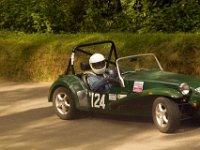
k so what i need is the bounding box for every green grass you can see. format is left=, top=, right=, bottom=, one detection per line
left=1, top=31, right=200, bottom=81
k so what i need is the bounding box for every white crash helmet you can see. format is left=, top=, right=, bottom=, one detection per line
left=89, top=53, right=106, bottom=74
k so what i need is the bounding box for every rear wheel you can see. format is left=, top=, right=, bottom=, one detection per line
left=152, top=97, right=181, bottom=133
left=53, top=87, right=78, bottom=120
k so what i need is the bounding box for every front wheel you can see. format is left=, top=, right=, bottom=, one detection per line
left=52, top=87, right=78, bottom=120
left=152, top=97, right=181, bottom=133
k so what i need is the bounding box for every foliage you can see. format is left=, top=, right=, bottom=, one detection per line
left=138, top=0, right=200, bottom=32
left=0, top=0, right=200, bottom=33
left=1, top=32, right=200, bottom=81
left=0, top=0, right=68, bottom=33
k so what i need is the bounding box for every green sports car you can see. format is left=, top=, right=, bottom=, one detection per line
left=48, top=41, right=200, bottom=133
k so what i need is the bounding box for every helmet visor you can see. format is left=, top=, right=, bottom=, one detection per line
left=91, top=61, right=106, bottom=69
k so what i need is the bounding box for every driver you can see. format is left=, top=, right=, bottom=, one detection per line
left=86, top=53, right=117, bottom=92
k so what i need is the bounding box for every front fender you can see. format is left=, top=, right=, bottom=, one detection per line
left=48, top=75, right=88, bottom=108
left=143, top=88, right=183, bottom=99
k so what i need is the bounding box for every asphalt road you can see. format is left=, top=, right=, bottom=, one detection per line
left=1, top=80, right=200, bottom=150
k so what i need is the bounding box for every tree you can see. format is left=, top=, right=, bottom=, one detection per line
left=0, top=0, right=200, bottom=33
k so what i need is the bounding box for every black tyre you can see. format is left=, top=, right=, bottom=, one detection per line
left=152, top=97, right=181, bottom=133
left=52, top=87, right=78, bottom=120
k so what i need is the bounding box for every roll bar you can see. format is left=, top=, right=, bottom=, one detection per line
left=65, top=40, right=118, bottom=75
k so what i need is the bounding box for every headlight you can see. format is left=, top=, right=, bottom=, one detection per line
left=179, top=83, right=190, bottom=95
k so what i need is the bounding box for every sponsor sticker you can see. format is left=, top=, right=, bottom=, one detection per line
left=109, top=94, right=117, bottom=101
left=133, top=81, right=144, bottom=92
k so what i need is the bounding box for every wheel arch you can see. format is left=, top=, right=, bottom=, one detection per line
left=48, top=75, right=88, bottom=108
left=48, top=84, right=69, bottom=102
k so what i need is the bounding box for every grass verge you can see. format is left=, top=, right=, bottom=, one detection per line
left=0, top=31, right=200, bottom=81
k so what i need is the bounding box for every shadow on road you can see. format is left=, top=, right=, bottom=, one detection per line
left=1, top=105, right=200, bottom=150
left=1, top=81, right=200, bottom=150
left=0, top=106, right=54, bottom=135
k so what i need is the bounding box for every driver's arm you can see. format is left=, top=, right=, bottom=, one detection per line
left=87, top=74, right=110, bottom=92
left=105, top=69, right=118, bottom=78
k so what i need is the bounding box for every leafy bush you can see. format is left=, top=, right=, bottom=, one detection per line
left=0, top=0, right=68, bottom=33
left=0, top=0, right=200, bottom=33
left=139, top=0, right=200, bottom=32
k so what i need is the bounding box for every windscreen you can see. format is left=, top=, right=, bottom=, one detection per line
left=117, top=54, right=162, bottom=74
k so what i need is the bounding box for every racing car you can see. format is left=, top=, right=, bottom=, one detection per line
left=48, top=40, right=200, bottom=133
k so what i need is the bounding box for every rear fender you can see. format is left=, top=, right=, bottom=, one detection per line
left=48, top=75, right=89, bottom=109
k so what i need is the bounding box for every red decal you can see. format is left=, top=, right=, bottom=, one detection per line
left=133, top=81, right=144, bottom=92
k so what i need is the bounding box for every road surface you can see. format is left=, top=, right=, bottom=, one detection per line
left=0, top=80, right=200, bottom=150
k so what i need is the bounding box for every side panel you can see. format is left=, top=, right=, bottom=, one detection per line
left=109, top=88, right=183, bottom=107
left=107, top=88, right=183, bottom=116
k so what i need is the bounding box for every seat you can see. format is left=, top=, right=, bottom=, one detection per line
left=80, top=62, right=91, bottom=89
left=80, top=61, right=90, bottom=71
